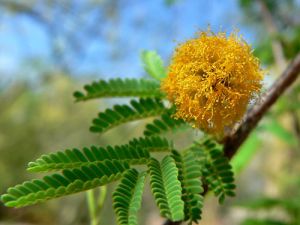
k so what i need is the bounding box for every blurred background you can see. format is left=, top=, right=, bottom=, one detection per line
left=0, top=0, right=300, bottom=224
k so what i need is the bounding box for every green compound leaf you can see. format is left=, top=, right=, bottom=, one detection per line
left=113, top=169, right=147, bottom=225
left=128, top=136, right=171, bottom=153
left=141, top=50, right=167, bottom=80
left=144, top=110, right=188, bottom=136
left=172, top=150, right=204, bottom=224
left=28, top=136, right=171, bottom=172
left=74, top=78, right=164, bottom=101
left=27, top=146, right=147, bottom=173
left=1, top=160, right=130, bottom=207
left=148, top=156, right=184, bottom=221
left=199, top=138, right=236, bottom=203
left=90, top=98, right=167, bottom=133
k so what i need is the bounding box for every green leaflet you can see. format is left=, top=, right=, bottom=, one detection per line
left=113, top=169, right=147, bottom=225
left=199, top=139, right=236, bottom=203
left=1, top=160, right=129, bottom=207
left=144, top=110, right=188, bottom=136
left=141, top=50, right=167, bottom=80
left=172, top=150, right=204, bottom=224
left=27, top=136, right=171, bottom=172
left=148, top=156, right=185, bottom=221
left=90, top=98, right=167, bottom=133
left=74, top=78, right=164, bottom=101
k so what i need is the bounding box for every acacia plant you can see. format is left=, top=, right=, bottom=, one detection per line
left=1, top=30, right=300, bottom=225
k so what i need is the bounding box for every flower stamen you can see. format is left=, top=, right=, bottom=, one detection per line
left=161, top=30, right=264, bottom=137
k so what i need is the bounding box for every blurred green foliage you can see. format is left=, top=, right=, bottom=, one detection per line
left=0, top=74, right=141, bottom=224
left=141, top=50, right=167, bottom=81
left=239, top=195, right=300, bottom=225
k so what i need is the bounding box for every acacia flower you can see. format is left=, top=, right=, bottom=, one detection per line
left=162, top=30, right=264, bottom=137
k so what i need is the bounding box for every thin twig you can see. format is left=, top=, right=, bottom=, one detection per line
left=163, top=54, right=300, bottom=225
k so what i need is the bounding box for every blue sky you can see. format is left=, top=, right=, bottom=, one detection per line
left=0, top=0, right=256, bottom=84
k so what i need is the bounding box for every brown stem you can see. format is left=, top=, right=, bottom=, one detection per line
left=163, top=53, right=300, bottom=225
left=223, top=53, right=300, bottom=159
left=163, top=221, right=182, bottom=225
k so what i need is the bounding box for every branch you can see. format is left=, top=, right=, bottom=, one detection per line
left=0, top=0, right=50, bottom=27
left=223, top=53, right=300, bottom=158
left=257, top=0, right=286, bottom=71
left=163, top=53, right=300, bottom=225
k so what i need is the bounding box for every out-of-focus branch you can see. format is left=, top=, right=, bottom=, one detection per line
left=257, top=0, right=300, bottom=147
left=291, top=111, right=300, bottom=145
left=0, top=0, right=50, bottom=27
left=257, top=0, right=286, bottom=71
left=164, top=53, right=300, bottom=225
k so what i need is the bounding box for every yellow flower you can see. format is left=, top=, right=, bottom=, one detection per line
left=162, top=30, right=263, bottom=137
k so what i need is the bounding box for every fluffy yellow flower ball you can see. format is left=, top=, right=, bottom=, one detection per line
left=162, top=31, right=264, bottom=137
